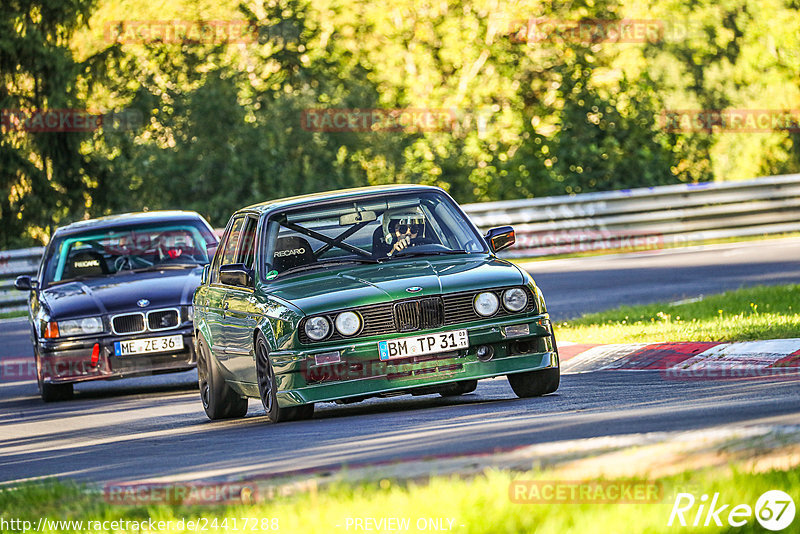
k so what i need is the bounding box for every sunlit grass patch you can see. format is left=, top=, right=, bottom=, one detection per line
left=1, top=467, right=797, bottom=533
left=555, top=284, right=800, bottom=344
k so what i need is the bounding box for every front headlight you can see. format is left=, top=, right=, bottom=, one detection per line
left=474, top=292, right=500, bottom=317
left=502, top=288, right=528, bottom=312
left=335, top=311, right=362, bottom=336
left=304, top=316, right=331, bottom=341
left=56, top=316, right=104, bottom=337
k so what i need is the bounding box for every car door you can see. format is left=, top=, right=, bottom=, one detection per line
left=202, top=216, right=246, bottom=367
left=220, top=215, right=261, bottom=380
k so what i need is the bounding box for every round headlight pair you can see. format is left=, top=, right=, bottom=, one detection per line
left=304, top=311, right=362, bottom=341
left=473, top=288, right=529, bottom=317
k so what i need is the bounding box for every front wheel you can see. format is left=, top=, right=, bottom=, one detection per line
left=40, top=381, right=73, bottom=402
left=36, top=349, right=72, bottom=402
left=197, top=335, right=248, bottom=420
left=507, top=367, right=560, bottom=398
left=256, top=333, right=314, bottom=423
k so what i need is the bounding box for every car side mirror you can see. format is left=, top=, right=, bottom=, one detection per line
left=14, top=275, right=38, bottom=291
left=484, top=226, right=516, bottom=253
left=219, top=264, right=253, bottom=287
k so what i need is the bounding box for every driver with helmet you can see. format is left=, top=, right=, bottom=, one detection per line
left=374, top=207, right=431, bottom=257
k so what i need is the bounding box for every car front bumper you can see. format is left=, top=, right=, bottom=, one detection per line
left=38, top=328, right=196, bottom=384
left=267, top=315, right=558, bottom=406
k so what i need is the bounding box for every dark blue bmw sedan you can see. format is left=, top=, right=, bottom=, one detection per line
left=14, top=211, right=218, bottom=401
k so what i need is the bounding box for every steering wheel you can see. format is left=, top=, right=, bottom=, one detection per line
left=114, top=255, right=132, bottom=271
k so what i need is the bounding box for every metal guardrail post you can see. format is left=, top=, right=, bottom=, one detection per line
left=0, top=247, right=44, bottom=314
left=462, top=174, right=800, bottom=258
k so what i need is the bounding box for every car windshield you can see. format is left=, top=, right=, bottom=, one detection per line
left=42, top=222, right=215, bottom=286
left=262, top=190, right=487, bottom=277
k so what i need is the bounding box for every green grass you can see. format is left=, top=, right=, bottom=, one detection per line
left=1, top=467, right=796, bottom=533
left=0, top=310, right=27, bottom=320
left=555, top=284, right=800, bottom=344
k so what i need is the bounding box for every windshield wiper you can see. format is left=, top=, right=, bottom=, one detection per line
left=389, top=249, right=469, bottom=259
left=126, top=263, right=199, bottom=273
left=275, top=258, right=382, bottom=277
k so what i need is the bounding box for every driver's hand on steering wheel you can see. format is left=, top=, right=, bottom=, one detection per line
left=388, top=236, right=412, bottom=256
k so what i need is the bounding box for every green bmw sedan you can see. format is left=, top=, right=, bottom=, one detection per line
left=193, top=185, right=559, bottom=422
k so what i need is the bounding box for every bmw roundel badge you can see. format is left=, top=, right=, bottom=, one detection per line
left=137, top=299, right=150, bottom=308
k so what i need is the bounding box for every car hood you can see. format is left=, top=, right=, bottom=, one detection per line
left=41, top=267, right=203, bottom=319
left=266, top=255, right=526, bottom=316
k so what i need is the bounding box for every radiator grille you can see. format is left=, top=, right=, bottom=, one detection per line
left=112, top=313, right=145, bottom=334
left=393, top=298, right=443, bottom=332
left=148, top=309, right=179, bottom=331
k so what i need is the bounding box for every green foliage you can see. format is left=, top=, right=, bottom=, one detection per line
left=0, top=0, right=104, bottom=246
left=3, top=0, right=800, bottom=244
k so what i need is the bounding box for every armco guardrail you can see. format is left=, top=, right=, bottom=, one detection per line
left=462, top=173, right=800, bottom=257
left=2, top=174, right=800, bottom=314
left=0, top=247, right=43, bottom=314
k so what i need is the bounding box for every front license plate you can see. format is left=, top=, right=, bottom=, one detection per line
left=379, top=329, right=469, bottom=360
left=114, top=335, right=184, bottom=356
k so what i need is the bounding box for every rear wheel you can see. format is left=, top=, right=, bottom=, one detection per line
left=256, top=333, right=314, bottom=423
left=197, top=335, right=248, bottom=420
left=439, top=379, right=478, bottom=397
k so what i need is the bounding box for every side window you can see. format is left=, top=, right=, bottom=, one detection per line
left=236, top=217, right=258, bottom=270
left=221, top=217, right=245, bottom=266
left=211, top=217, right=245, bottom=284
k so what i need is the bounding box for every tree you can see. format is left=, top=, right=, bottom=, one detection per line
left=0, top=0, right=114, bottom=247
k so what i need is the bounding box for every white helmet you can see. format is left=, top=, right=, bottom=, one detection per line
left=382, top=207, right=426, bottom=245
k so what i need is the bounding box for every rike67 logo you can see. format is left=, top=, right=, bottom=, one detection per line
left=668, top=490, right=795, bottom=531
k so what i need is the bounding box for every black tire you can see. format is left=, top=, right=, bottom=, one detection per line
left=41, top=381, right=73, bottom=402
left=197, top=335, right=248, bottom=420
left=290, top=403, right=315, bottom=420
left=439, top=379, right=478, bottom=397
left=35, top=348, right=73, bottom=402
left=256, top=333, right=314, bottom=423
left=507, top=367, right=560, bottom=398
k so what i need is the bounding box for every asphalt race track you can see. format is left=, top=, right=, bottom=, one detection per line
left=1, top=238, right=799, bottom=486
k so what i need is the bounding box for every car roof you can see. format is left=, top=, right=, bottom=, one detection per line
left=237, top=184, right=445, bottom=216
left=53, top=211, right=211, bottom=237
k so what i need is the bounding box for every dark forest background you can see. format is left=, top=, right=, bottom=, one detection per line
left=2, top=0, right=799, bottom=246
